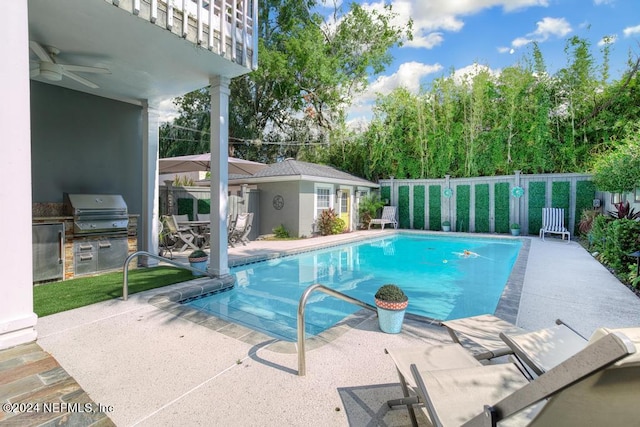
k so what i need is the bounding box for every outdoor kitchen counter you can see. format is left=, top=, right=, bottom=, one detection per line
left=32, top=215, right=139, bottom=281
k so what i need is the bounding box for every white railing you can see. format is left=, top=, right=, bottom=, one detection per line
left=108, top=0, right=257, bottom=70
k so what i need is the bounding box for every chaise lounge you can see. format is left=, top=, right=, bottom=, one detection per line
left=368, top=206, right=398, bottom=230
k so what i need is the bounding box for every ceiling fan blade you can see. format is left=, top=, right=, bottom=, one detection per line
left=62, top=70, right=99, bottom=89
left=30, top=67, right=40, bottom=78
left=62, top=64, right=111, bottom=74
left=29, top=41, right=53, bottom=63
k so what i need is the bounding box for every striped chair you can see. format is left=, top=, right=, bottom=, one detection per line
left=539, top=207, right=570, bottom=242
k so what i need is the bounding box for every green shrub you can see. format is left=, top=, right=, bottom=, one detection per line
left=413, top=186, right=425, bottom=230
left=494, top=182, right=510, bottom=233
left=601, top=219, right=640, bottom=274
left=428, top=185, right=441, bottom=230
left=475, top=184, right=490, bottom=233
left=316, top=209, right=345, bottom=236
left=398, top=186, right=410, bottom=228
left=589, top=214, right=611, bottom=254
left=177, top=198, right=194, bottom=220
left=375, top=284, right=408, bottom=302
left=528, top=182, right=546, bottom=234
left=575, top=181, right=596, bottom=234
left=456, top=185, right=470, bottom=232
left=358, top=194, right=385, bottom=228
left=273, top=224, right=290, bottom=238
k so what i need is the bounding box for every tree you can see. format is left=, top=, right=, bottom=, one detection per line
left=592, top=128, right=640, bottom=194
left=160, top=1, right=411, bottom=163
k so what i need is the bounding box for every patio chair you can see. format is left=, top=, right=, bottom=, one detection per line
left=368, top=206, right=398, bottom=230
left=167, top=214, right=199, bottom=252
left=441, top=314, right=586, bottom=370
left=228, top=212, right=253, bottom=247
left=539, top=207, right=571, bottom=242
left=158, top=216, right=177, bottom=259
left=407, top=327, right=639, bottom=426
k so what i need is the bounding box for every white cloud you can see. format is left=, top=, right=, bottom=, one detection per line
left=623, top=24, right=640, bottom=37
left=157, top=98, right=180, bottom=123
left=346, top=61, right=442, bottom=122
left=509, top=17, right=572, bottom=50
left=451, top=63, right=500, bottom=85
left=598, top=34, right=617, bottom=46
left=359, top=0, right=548, bottom=50
left=593, top=0, right=614, bottom=5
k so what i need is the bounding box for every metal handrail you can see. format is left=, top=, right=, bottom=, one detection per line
left=297, top=283, right=377, bottom=376
left=122, top=250, right=215, bottom=300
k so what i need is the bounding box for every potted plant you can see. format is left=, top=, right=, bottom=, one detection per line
left=442, top=221, right=451, bottom=232
left=188, top=249, right=208, bottom=276
left=510, top=223, right=521, bottom=236
left=374, top=284, right=409, bottom=333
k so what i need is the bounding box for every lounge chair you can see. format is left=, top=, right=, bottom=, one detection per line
left=441, top=314, right=586, bottom=373
left=228, top=212, right=253, bottom=247
left=407, top=327, right=639, bottom=426
left=539, top=207, right=570, bottom=242
left=368, top=206, right=398, bottom=230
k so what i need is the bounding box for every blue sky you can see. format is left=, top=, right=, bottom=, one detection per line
left=330, top=0, right=640, bottom=124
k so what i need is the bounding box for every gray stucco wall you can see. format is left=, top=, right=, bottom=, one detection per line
left=30, top=82, right=143, bottom=218
left=257, top=181, right=301, bottom=237
left=299, top=181, right=317, bottom=237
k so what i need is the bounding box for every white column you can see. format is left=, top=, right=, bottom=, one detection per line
left=209, top=76, right=230, bottom=276
left=140, top=101, right=160, bottom=266
left=0, top=1, right=37, bottom=349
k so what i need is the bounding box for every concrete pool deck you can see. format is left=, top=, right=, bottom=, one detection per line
left=6, top=231, right=640, bottom=426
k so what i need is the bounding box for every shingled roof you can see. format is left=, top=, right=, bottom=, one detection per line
left=230, top=159, right=378, bottom=187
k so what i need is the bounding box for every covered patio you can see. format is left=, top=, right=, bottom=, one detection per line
left=1, top=0, right=257, bottom=349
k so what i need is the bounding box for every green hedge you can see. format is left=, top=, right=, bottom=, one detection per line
left=398, top=186, right=410, bottom=228
left=494, top=182, right=510, bottom=233
left=413, top=185, right=425, bottom=230
left=474, top=184, right=490, bottom=233
left=428, top=185, right=441, bottom=230
left=575, top=180, right=596, bottom=234
left=197, top=199, right=210, bottom=214
left=177, top=198, right=194, bottom=220
left=381, top=186, right=391, bottom=203
left=456, top=185, right=470, bottom=232
left=528, top=182, right=546, bottom=234
left=552, top=181, right=570, bottom=226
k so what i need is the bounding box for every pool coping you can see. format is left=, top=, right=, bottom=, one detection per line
left=149, top=231, right=529, bottom=353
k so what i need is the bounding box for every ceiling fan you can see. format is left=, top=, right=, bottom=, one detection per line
left=29, top=41, right=110, bottom=89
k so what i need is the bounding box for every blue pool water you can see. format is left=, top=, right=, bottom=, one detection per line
left=185, top=234, right=521, bottom=341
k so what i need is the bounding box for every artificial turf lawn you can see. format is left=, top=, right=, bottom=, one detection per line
left=34, top=266, right=194, bottom=317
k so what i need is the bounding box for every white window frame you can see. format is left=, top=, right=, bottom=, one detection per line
left=314, top=184, right=333, bottom=219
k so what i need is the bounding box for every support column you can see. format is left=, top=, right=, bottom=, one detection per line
left=140, top=101, right=160, bottom=266
left=209, top=77, right=231, bottom=276
left=0, top=1, right=37, bottom=349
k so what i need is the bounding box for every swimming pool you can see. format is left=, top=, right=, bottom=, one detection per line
left=185, top=234, right=522, bottom=341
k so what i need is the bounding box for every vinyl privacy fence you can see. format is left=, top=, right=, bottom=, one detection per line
left=379, top=172, right=598, bottom=236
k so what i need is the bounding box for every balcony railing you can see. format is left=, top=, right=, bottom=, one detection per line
left=107, top=0, right=257, bottom=70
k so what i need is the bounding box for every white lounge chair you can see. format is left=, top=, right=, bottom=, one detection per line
left=441, top=314, right=586, bottom=373
left=540, top=207, right=570, bottom=242
left=407, top=327, right=639, bottom=426
left=368, top=206, right=398, bottom=230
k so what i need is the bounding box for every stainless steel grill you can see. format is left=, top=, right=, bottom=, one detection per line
left=63, top=193, right=129, bottom=235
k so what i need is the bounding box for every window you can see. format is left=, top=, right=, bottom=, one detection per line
left=316, top=187, right=331, bottom=218
left=340, top=191, right=348, bottom=213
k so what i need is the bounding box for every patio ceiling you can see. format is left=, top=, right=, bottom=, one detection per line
left=28, top=0, right=249, bottom=106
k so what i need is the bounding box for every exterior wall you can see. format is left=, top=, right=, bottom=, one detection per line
left=0, top=0, right=37, bottom=349
left=257, top=182, right=301, bottom=237
left=299, top=181, right=317, bottom=237
left=30, top=82, right=144, bottom=247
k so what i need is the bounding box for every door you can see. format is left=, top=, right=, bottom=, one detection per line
left=338, top=190, right=350, bottom=231
left=32, top=223, right=64, bottom=282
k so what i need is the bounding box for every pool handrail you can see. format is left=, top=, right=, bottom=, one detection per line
left=297, top=283, right=377, bottom=376
left=122, top=250, right=215, bottom=301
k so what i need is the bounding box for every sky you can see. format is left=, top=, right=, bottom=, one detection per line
left=331, top=0, right=640, bottom=125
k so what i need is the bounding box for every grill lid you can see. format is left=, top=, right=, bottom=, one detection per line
left=64, top=193, right=128, bottom=214
left=63, top=193, right=129, bottom=234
